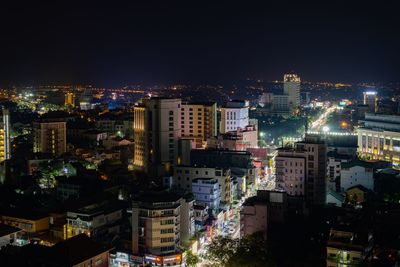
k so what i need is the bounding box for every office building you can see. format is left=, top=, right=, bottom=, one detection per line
left=357, top=113, right=400, bottom=166
left=33, top=119, right=67, bottom=156
left=363, top=91, right=378, bottom=113
left=180, top=102, right=217, bottom=147
left=220, top=100, right=249, bottom=134
left=131, top=192, right=193, bottom=266
left=283, top=73, right=301, bottom=111
left=133, top=97, right=181, bottom=176
left=275, top=135, right=327, bottom=205
left=0, top=109, right=10, bottom=162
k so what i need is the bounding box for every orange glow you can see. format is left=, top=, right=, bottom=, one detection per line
left=156, top=257, right=161, bottom=262
left=341, top=121, right=348, bottom=128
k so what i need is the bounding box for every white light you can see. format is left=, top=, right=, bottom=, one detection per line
left=322, top=126, right=330, bottom=132
left=365, top=91, right=377, bottom=95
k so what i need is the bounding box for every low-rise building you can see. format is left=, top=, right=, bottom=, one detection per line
left=173, top=165, right=232, bottom=204
left=192, top=178, right=221, bottom=210
left=66, top=200, right=124, bottom=239
left=0, top=224, right=22, bottom=249
left=326, top=224, right=373, bottom=267
left=0, top=211, right=49, bottom=234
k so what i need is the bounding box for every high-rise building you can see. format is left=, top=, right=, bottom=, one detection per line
left=283, top=73, right=301, bottom=111
left=275, top=135, right=327, bottom=205
left=33, top=119, right=66, bottom=156
left=180, top=102, right=217, bottom=147
left=131, top=192, right=193, bottom=266
left=133, top=97, right=181, bottom=176
left=220, top=100, right=249, bottom=134
left=64, top=92, right=75, bottom=107
left=363, top=91, right=378, bottom=113
left=0, top=109, right=10, bottom=162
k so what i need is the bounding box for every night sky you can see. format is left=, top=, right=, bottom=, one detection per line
left=1, top=1, right=399, bottom=86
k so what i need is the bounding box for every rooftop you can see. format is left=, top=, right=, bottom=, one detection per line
left=0, top=224, right=21, bottom=237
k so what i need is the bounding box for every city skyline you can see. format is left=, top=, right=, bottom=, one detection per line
left=1, top=2, right=400, bottom=87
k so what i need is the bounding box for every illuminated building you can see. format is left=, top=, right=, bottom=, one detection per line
left=0, top=212, right=49, bottom=233
left=133, top=97, right=182, bottom=176
left=363, top=91, right=378, bottom=113
left=275, top=135, right=327, bottom=205
left=207, top=124, right=258, bottom=151
left=33, top=119, right=66, bottom=156
left=64, top=92, right=75, bottom=107
left=0, top=109, right=10, bottom=162
left=357, top=113, right=400, bottom=166
left=131, top=192, right=193, bottom=265
left=66, top=201, right=123, bottom=239
left=173, top=166, right=232, bottom=204
left=326, top=224, right=373, bottom=266
left=192, top=178, right=221, bottom=209
left=283, top=73, right=301, bottom=112
left=180, top=102, right=217, bottom=147
left=220, top=100, right=249, bottom=134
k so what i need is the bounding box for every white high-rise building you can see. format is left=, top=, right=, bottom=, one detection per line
left=133, top=97, right=181, bottom=176
left=283, top=73, right=301, bottom=111
left=220, top=100, right=249, bottom=134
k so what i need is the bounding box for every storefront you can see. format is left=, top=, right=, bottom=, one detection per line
left=109, top=251, right=143, bottom=267
left=144, top=253, right=182, bottom=266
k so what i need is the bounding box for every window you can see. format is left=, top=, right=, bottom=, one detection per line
left=161, top=237, right=174, bottom=243
left=160, top=219, right=174, bottom=225
left=160, top=228, right=174, bottom=234
left=169, top=111, right=174, bottom=115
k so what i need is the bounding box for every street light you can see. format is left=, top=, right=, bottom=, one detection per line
left=322, top=126, right=330, bottom=133
left=259, top=132, right=265, bottom=137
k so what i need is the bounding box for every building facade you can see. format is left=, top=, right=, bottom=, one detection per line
left=192, top=178, right=221, bottom=209
left=133, top=98, right=182, bottom=176
left=283, top=73, right=301, bottom=112
left=0, top=109, right=10, bottom=162
left=220, top=100, right=249, bottom=134
left=358, top=113, right=400, bottom=166
left=363, top=91, right=378, bottom=113
left=180, top=102, right=217, bottom=147
left=33, top=120, right=67, bottom=156
left=275, top=135, right=327, bottom=205
left=131, top=192, right=193, bottom=266
left=173, top=166, right=232, bottom=204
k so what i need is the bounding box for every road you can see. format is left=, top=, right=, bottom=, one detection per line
left=309, top=105, right=337, bottom=132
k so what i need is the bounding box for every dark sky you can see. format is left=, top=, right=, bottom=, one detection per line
left=1, top=1, right=399, bottom=87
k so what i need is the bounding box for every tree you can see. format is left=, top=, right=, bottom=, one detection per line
left=204, top=234, right=275, bottom=267
left=184, top=251, right=199, bottom=267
